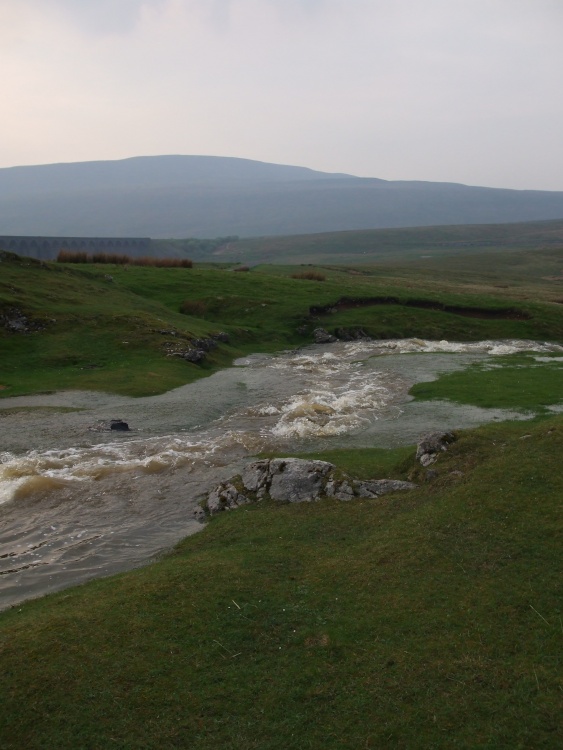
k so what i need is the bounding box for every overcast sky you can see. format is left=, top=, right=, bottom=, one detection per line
left=1, top=0, right=562, bottom=190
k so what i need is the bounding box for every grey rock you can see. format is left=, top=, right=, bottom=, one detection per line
left=89, top=419, right=131, bottom=432
left=416, top=431, right=455, bottom=466
left=313, top=327, right=337, bottom=344
left=193, top=337, right=217, bottom=351
left=240, top=459, right=270, bottom=492
left=202, top=457, right=417, bottom=516
left=334, top=327, right=370, bottom=341
left=110, top=419, right=130, bottom=431
left=183, top=349, right=206, bottom=363
left=268, top=458, right=332, bottom=503
left=206, top=482, right=250, bottom=514
left=193, top=505, right=207, bottom=523
left=211, top=331, right=230, bottom=343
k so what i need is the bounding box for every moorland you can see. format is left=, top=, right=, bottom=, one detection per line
left=3, top=154, right=563, bottom=237
left=0, top=227, right=562, bottom=748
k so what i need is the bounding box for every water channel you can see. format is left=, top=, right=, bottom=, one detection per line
left=1, top=338, right=560, bottom=610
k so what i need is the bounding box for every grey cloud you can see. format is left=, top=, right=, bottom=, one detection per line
left=40, top=0, right=164, bottom=35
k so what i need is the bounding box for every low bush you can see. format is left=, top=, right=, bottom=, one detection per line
left=56, top=252, right=193, bottom=268
left=179, top=299, right=207, bottom=317
left=91, top=252, right=131, bottom=265
left=290, top=271, right=326, bottom=281
left=134, top=257, right=193, bottom=268
left=56, top=250, right=88, bottom=263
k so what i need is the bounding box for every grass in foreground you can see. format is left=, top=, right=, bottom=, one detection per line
left=1, top=417, right=562, bottom=749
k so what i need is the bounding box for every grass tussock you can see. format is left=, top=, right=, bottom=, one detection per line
left=134, top=256, right=193, bottom=268
left=91, top=252, right=131, bottom=265
left=56, top=251, right=192, bottom=268
left=179, top=299, right=208, bottom=317
left=291, top=270, right=326, bottom=281
left=56, top=250, right=89, bottom=263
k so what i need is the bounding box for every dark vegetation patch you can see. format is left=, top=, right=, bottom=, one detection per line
left=310, top=296, right=531, bottom=320
left=290, top=271, right=326, bottom=281
left=57, top=250, right=193, bottom=267
left=179, top=299, right=208, bottom=317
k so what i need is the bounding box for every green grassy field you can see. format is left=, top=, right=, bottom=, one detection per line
left=201, top=218, right=563, bottom=266
left=1, top=417, right=561, bottom=749
left=2, top=245, right=563, bottom=398
left=1, top=239, right=562, bottom=748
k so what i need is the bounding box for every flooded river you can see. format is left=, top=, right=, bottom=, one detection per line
left=1, top=338, right=560, bottom=609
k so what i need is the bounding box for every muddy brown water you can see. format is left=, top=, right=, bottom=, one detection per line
left=1, top=338, right=560, bottom=610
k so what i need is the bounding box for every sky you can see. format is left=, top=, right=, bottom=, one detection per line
left=1, top=0, right=562, bottom=190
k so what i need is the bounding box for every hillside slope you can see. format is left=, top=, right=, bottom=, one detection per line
left=1, top=155, right=563, bottom=237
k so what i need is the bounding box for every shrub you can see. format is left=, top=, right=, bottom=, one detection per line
left=56, top=252, right=192, bottom=268
left=134, top=257, right=193, bottom=268
left=56, top=250, right=88, bottom=263
left=290, top=271, right=326, bottom=281
left=180, top=299, right=207, bottom=317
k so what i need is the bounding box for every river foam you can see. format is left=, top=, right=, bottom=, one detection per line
left=1, top=338, right=561, bottom=608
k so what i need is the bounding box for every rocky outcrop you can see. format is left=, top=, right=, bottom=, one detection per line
left=211, top=331, right=230, bottom=343
left=334, top=327, right=370, bottom=341
left=312, top=326, right=370, bottom=343
left=181, top=349, right=207, bottom=364
left=1, top=307, right=49, bottom=334
left=197, top=457, right=417, bottom=518
left=416, top=431, right=455, bottom=467
left=165, top=335, right=220, bottom=364
left=313, top=327, right=337, bottom=344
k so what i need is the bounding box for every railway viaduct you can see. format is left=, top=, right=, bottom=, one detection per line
left=0, top=236, right=152, bottom=261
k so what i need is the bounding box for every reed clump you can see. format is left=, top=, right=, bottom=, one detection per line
left=91, top=252, right=131, bottom=265
left=56, top=251, right=192, bottom=268
left=290, top=271, right=326, bottom=281
left=179, top=299, right=207, bottom=316
left=56, top=250, right=89, bottom=264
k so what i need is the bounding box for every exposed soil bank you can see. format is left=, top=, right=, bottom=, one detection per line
left=310, top=296, right=531, bottom=320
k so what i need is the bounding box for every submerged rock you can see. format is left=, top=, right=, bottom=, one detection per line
left=198, top=457, right=417, bottom=518
left=89, top=419, right=131, bottom=432
left=110, top=419, right=130, bottom=431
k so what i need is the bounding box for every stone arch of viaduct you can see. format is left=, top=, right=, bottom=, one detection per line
left=0, top=236, right=152, bottom=261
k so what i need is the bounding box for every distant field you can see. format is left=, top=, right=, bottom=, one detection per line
left=204, top=218, right=563, bottom=265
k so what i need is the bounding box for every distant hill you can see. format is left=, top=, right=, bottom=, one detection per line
left=1, top=155, right=563, bottom=238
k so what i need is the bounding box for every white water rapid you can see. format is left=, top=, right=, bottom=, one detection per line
left=1, top=338, right=561, bottom=609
